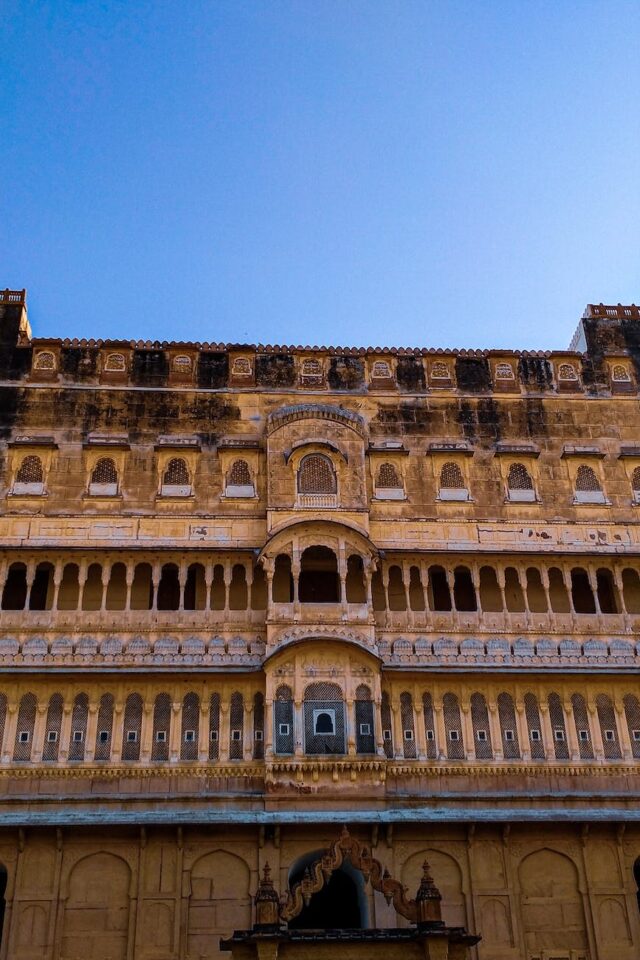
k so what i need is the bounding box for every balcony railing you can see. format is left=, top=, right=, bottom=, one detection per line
left=296, top=493, right=338, bottom=509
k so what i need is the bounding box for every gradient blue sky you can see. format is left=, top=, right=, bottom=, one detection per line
left=2, top=1, right=639, bottom=350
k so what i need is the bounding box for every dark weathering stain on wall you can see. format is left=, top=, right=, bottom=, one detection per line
left=457, top=398, right=503, bottom=443
left=517, top=357, right=554, bottom=392
left=327, top=357, right=365, bottom=391
left=197, top=353, right=229, bottom=389
left=132, top=350, right=169, bottom=387
left=396, top=357, right=426, bottom=392
left=455, top=357, right=491, bottom=393
left=60, top=347, right=98, bottom=382
left=255, top=354, right=296, bottom=388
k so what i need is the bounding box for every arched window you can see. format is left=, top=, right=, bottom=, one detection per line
left=229, top=692, right=244, bottom=760
left=301, top=358, right=323, bottom=384
left=14, top=455, right=44, bottom=494
left=13, top=693, right=37, bottom=761
left=252, top=692, right=264, bottom=760
left=89, top=457, right=118, bottom=495
left=632, top=467, right=640, bottom=503
left=524, top=693, right=545, bottom=760
left=507, top=462, right=535, bottom=502
left=304, top=682, right=344, bottom=755
left=355, top=685, right=375, bottom=755
left=299, top=546, right=340, bottom=603
left=173, top=354, right=192, bottom=372
left=438, top=462, right=468, bottom=501
left=104, top=352, right=126, bottom=372
left=431, top=361, right=450, bottom=381
left=151, top=693, right=171, bottom=761
left=623, top=694, right=640, bottom=760
left=596, top=694, right=621, bottom=760
left=372, top=360, right=392, bottom=379
left=275, top=685, right=294, bottom=755
left=381, top=692, right=393, bottom=758
left=122, top=693, right=143, bottom=761
left=161, top=458, right=191, bottom=496
left=548, top=693, right=569, bottom=760
left=571, top=694, right=594, bottom=760
left=470, top=692, right=492, bottom=760
left=558, top=362, right=578, bottom=381
left=42, top=693, right=63, bottom=762
left=422, top=693, right=437, bottom=760
left=33, top=350, right=55, bottom=371
left=443, top=693, right=464, bottom=760
left=209, top=693, right=220, bottom=760
left=495, top=362, right=514, bottom=380
left=497, top=693, right=520, bottom=759
left=94, top=693, right=114, bottom=762
left=574, top=464, right=605, bottom=504
left=611, top=363, right=630, bottom=382
left=400, top=692, right=416, bottom=759
left=226, top=459, right=254, bottom=497
left=69, top=693, right=89, bottom=761
left=298, top=454, right=336, bottom=497
left=375, top=462, right=404, bottom=500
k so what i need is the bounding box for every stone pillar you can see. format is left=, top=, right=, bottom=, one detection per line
left=539, top=699, right=555, bottom=761
left=488, top=702, right=503, bottom=761
left=564, top=698, right=580, bottom=761
left=170, top=701, right=182, bottom=761
left=2, top=702, right=18, bottom=762
left=58, top=705, right=73, bottom=762
left=141, top=702, right=154, bottom=762
left=31, top=701, right=48, bottom=762
left=434, top=698, right=447, bottom=760
left=414, top=697, right=427, bottom=761
left=515, top=700, right=530, bottom=761
left=461, top=703, right=475, bottom=761
left=588, top=699, right=605, bottom=760
left=85, top=702, right=99, bottom=762
left=244, top=699, right=254, bottom=761
left=111, top=700, right=124, bottom=763
left=219, top=702, right=230, bottom=762
left=615, top=698, right=632, bottom=760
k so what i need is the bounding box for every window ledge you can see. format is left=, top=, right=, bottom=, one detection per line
left=572, top=496, right=610, bottom=506
left=372, top=491, right=407, bottom=501
left=8, top=489, right=47, bottom=499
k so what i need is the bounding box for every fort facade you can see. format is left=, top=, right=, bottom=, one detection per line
left=0, top=289, right=639, bottom=959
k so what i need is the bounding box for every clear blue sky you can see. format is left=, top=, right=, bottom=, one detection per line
left=1, top=1, right=639, bottom=350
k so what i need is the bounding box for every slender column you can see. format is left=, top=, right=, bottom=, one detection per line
left=178, top=562, right=187, bottom=612
left=2, top=702, right=18, bottom=762
left=446, top=568, right=456, bottom=611
left=77, top=561, right=88, bottom=611
left=564, top=565, right=576, bottom=614
left=264, top=697, right=274, bottom=760
left=125, top=562, right=134, bottom=611
left=58, top=704, right=73, bottom=762
left=488, top=702, right=503, bottom=761
left=540, top=567, right=552, bottom=614
left=85, top=702, right=99, bottom=762
left=24, top=561, right=36, bottom=610
left=496, top=566, right=507, bottom=612
left=373, top=696, right=385, bottom=757
left=141, top=702, right=154, bottom=762
left=434, top=697, right=447, bottom=760
left=588, top=568, right=601, bottom=614
left=339, top=555, right=348, bottom=618
left=461, top=703, right=475, bottom=761
left=381, top=565, right=390, bottom=614
left=391, top=702, right=403, bottom=759
left=518, top=566, right=530, bottom=616
left=539, top=698, right=555, bottom=761
left=588, top=699, right=605, bottom=760
left=413, top=697, right=427, bottom=761
left=515, top=700, right=530, bottom=761
left=223, top=563, right=232, bottom=616
left=564, top=698, right=580, bottom=761
left=246, top=565, right=254, bottom=616
left=51, top=562, right=63, bottom=611
left=151, top=564, right=161, bottom=612
left=170, top=701, right=181, bottom=761
left=364, top=562, right=373, bottom=610
left=219, top=701, right=230, bottom=762
left=0, top=559, right=7, bottom=609
left=346, top=697, right=356, bottom=755
left=615, top=698, right=632, bottom=760
left=198, top=701, right=209, bottom=761
left=243, top=699, right=254, bottom=761
left=32, top=701, right=48, bottom=762
left=291, top=561, right=300, bottom=618
left=402, top=565, right=413, bottom=624
left=204, top=562, right=214, bottom=613
left=100, top=563, right=110, bottom=612
left=111, top=701, right=124, bottom=763
left=293, top=699, right=304, bottom=757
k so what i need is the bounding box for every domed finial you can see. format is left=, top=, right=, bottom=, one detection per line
left=254, top=861, right=281, bottom=929
left=415, top=860, right=443, bottom=928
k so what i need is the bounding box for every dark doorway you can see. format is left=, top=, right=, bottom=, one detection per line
left=299, top=547, right=340, bottom=603
left=289, top=865, right=362, bottom=929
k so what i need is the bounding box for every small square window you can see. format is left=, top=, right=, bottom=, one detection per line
left=477, top=730, right=487, bottom=742
left=156, top=730, right=167, bottom=743
left=126, top=730, right=138, bottom=743
left=313, top=709, right=336, bottom=736
left=403, top=729, right=414, bottom=741
left=278, top=723, right=290, bottom=737
left=231, top=729, right=242, bottom=741
left=383, top=729, right=392, bottom=741
left=72, top=730, right=84, bottom=743
left=425, top=729, right=435, bottom=741
left=449, top=730, right=460, bottom=741
left=359, top=723, right=371, bottom=736
left=18, top=731, right=30, bottom=744
left=254, top=729, right=263, bottom=741
left=604, top=729, right=616, bottom=742
left=184, top=730, right=195, bottom=743
left=210, top=730, right=219, bottom=742
left=504, top=730, right=515, bottom=742
left=530, top=729, right=541, bottom=742
left=47, top=731, right=58, bottom=743
left=633, top=730, right=640, bottom=742
left=98, top=730, right=109, bottom=743
left=554, top=729, right=565, bottom=742
left=578, top=730, right=589, bottom=742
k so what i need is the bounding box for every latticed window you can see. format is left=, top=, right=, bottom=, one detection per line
left=209, top=693, right=220, bottom=760
left=632, top=467, right=640, bottom=495
left=304, top=681, right=345, bottom=755
left=377, top=462, right=402, bottom=489
left=575, top=465, right=601, bottom=492
left=524, top=693, right=545, bottom=760
left=431, top=361, right=450, bottom=380
left=381, top=692, right=393, bottom=759
left=298, top=454, right=336, bottom=494
left=91, top=457, right=118, bottom=485
left=548, top=693, right=570, bottom=760
left=13, top=693, right=37, bottom=761
left=612, top=363, right=631, bottom=382
left=558, top=362, right=578, bottom=381
left=104, top=352, right=126, bottom=372
left=42, top=693, right=63, bottom=762
left=623, top=694, right=640, bottom=760
left=508, top=463, right=533, bottom=490
left=301, top=358, right=322, bottom=381
left=181, top=692, right=200, bottom=761
left=471, top=692, right=492, bottom=760
left=229, top=692, right=244, bottom=760
left=163, top=458, right=189, bottom=485
left=422, top=693, right=437, bottom=760
left=495, top=362, right=514, bottom=380
left=151, top=693, right=171, bottom=762
left=571, top=694, right=594, bottom=761
left=16, top=456, right=44, bottom=484
left=34, top=351, right=55, bottom=370
left=173, top=354, right=192, bottom=371
left=94, top=694, right=114, bottom=762
left=0, top=696, right=6, bottom=762
left=69, top=693, right=89, bottom=761
left=372, top=360, right=392, bottom=378
left=355, top=684, right=375, bottom=755
left=122, top=693, right=143, bottom=762
left=232, top=357, right=251, bottom=375
left=253, top=693, right=265, bottom=760
left=497, top=693, right=520, bottom=760
left=440, top=462, right=465, bottom=489
left=275, top=685, right=294, bottom=755
left=400, top=692, right=417, bottom=759
left=443, top=692, right=464, bottom=760
left=229, top=460, right=252, bottom=486
left=596, top=694, right=621, bottom=760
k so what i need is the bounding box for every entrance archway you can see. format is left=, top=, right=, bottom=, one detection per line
left=288, top=850, right=367, bottom=929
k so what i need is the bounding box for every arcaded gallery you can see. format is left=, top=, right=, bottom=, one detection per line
left=0, top=288, right=639, bottom=959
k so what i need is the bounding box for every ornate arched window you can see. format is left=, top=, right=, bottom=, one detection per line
left=558, top=362, right=578, bottom=381
left=611, top=363, right=631, bottom=382
left=104, top=352, right=126, bottom=372
left=33, top=351, right=55, bottom=371
left=161, top=457, right=191, bottom=497
left=495, top=362, right=514, bottom=380
left=14, top=455, right=44, bottom=494
left=89, top=457, right=118, bottom=495
left=574, top=464, right=605, bottom=504
left=226, top=459, right=255, bottom=497
left=274, top=685, right=294, bottom=755
left=375, top=462, right=404, bottom=500
left=431, top=361, right=450, bottom=381
left=355, top=685, right=375, bottom=755
left=507, top=462, right=535, bottom=502
left=297, top=453, right=337, bottom=506
left=438, top=461, right=468, bottom=501
left=631, top=467, right=640, bottom=503
left=371, top=360, right=392, bottom=379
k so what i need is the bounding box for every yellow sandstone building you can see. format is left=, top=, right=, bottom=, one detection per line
left=0, top=288, right=639, bottom=959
